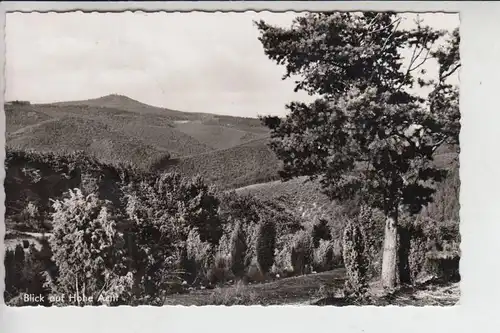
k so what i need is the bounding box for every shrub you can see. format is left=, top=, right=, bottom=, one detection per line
left=425, top=250, right=460, bottom=282
left=122, top=172, right=223, bottom=300
left=186, top=229, right=213, bottom=285
left=21, top=245, right=53, bottom=306
left=255, top=220, right=276, bottom=275
left=19, top=202, right=42, bottom=231
left=123, top=172, right=223, bottom=245
left=331, top=238, right=344, bottom=266
left=272, top=234, right=295, bottom=277
left=291, top=230, right=314, bottom=275
left=407, top=167, right=460, bottom=282
left=6, top=294, right=27, bottom=306
left=230, top=221, right=247, bottom=278
left=245, top=261, right=265, bottom=283
left=4, top=245, right=25, bottom=301
left=407, top=217, right=460, bottom=283
left=243, top=223, right=260, bottom=270
left=311, top=218, right=331, bottom=248
left=205, top=281, right=260, bottom=305
left=205, top=232, right=233, bottom=285
left=313, top=239, right=334, bottom=272
left=208, top=251, right=232, bottom=285
left=179, top=175, right=223, bottom=245
left=49, top=188, right=133, bottom=306
left=4, top=240, right=57, bottom=305
left=408, top=225, right=428, bottom=283
left=5, top=149, right=142, bottom=233
left=357, top=206, right=385, bottom=279
left=342, top=221, right=368, bottom=296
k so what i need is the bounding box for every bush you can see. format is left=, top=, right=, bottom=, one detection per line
left=122, top=172, right=223, bottom=300
left=186, top=229, right=213, bottom=286
left=342, top=221, right=368, bottom=296
left=4, top=241, right=55, bottom=306
left=291, top=230, right=313, bottom=275
left=407, top=217, right=460, bottom=283
left=311, top=218, right=331, bottom=248
left=425, top=250, right=460, bottom=282
left=272, top=234, right=295, bottom=277
left=5, top=149, right=142, bottom=233
left=230, top=221, right=247, bottom=278
left=407, top=167, right=460, bottom=282
left=205, top=281, right=260, bottom=305
left=49, top=188, right=133, bottom=306
left=408, top=225, right=428, bottom=283
left=331, top=238, right=344, bottom=266
left=19, top=202, right=43, bottom=231
left=255, top=220, right=276, bottom=275
left=313, top=239, right=335, bottom=272
left=4, top=245, right=25, bottom=301
left=208, top=251, right=232, bottom=285
left=206, top=233, right=234, bottom=285
left=179, top=175, right=223, bottom=245
left=245, top=261, right=265, bottom=283
left=356, top=206, right=385, bottom=279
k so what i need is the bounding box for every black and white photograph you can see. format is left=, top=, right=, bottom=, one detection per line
left=3, top=10, right=460, bottom=307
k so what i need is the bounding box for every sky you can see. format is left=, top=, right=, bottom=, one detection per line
left=5, top=11, right=459, bottom=118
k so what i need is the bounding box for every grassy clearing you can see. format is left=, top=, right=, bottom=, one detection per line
left=236, top=177, right=331, bottom=209
left=175, top=120, right=267, bottom=150
left=165, top=269, right=346, bottom=306
left=164, top=268, right=459, bottom=306
left=313, top=280, right=460, bottom=306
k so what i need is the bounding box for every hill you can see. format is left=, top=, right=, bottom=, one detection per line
left=237, top=176, right=329, bottom=206
left=235, top=144, right=459, bottom=227
left=52, top=94, right=194, bottom=119
left=5, top=103, right=53, bottom=133
left=51, top=94, right=267, bottom=131
left=53, top=94, right=269, bottom=148
left=4, top=95, right=277, bottom=187
left=7, top=116, right=170, bottom=169
left=6, top=95, right=270, bottom=160
left=154, top=138, right=282, bottom=189
left=174, top=120, right=266, bottom=150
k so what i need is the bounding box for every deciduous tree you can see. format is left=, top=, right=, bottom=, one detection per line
left=256, top=12, right=460, bottom=288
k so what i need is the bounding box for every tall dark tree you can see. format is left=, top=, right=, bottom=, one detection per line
left=256, top=12, right=460, bottom=288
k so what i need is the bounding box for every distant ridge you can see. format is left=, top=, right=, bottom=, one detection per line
left=5, top=94, right=273, bottom=179
left=47, top=94, right=262, bottom=121
left=47, top=94, right=202, bottom=120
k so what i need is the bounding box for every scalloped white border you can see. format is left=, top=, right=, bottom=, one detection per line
left=1, top=2, right=499, bottom=333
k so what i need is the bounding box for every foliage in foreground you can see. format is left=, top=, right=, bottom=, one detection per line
left=47, top=189, right=134, bottom=306
left=342, top=220, right=369, bottom=296
left=257, top=12, right=460, bottom=288
left=4, top=146, right=459, bottom=305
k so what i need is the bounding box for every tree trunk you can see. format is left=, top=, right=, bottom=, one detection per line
left=381, top=209, right=398, bottom=289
